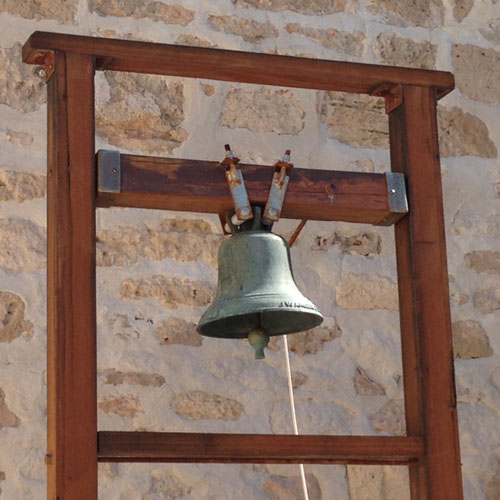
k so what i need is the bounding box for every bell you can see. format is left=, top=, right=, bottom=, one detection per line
left=197, top=229, right=323, bottom=358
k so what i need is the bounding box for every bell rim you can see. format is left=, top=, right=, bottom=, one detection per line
left=197, top=300, right=324, bottom=338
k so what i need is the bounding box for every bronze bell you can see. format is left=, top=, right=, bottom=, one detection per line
left=197, top=227, right=323, bottom=358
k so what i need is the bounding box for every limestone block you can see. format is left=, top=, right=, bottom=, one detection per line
left=347, top=466, right=410, bottom=500
left=0, top=218, right=46, bottom=274
left=99, top=463, right=118, bottom=479
left=234, top=0, right=349, bottom=15
left=89, top=0, right=194, bottom=25
left=120, top=276, right=214, bottom=309
left=99, top=369, right=166, bottom=387
left=451, top=212, right=500, bottom=238
left=452, top=44, right=500, bottom=104
left=109, top=314, right=141, bottom=341
left=449, top=286, right=469, bottom=306
left=0, top=388, right=20, bottom=428
left=201, top=83, right=216, bottom=96
left=0, top=170, right=46, bottom=203
left=318, top=93, right=496, bottom=155
left=347, top=158, right=376, bottom=172
left=271, top=399, right=351, bottom=434
left=0, top=291, right=33, bottom=343
left=480, top=18, right=500, bottom=45
left=312, top=230, right=381, bottom=256
left=354, top=366, right=386, bottom=395
left=98, top=395, right=144, bottom=418
left=97, top=219, right=221, bottom=267
left=473, top=285, right=500, bottom=315
left=155, top=317, right=203, bottom=346
left=175, top=34, right=216, bottom=48
left=370, top=399, right=405, bottom=435
left=0, top=0, right=78, bottom=23
left=96, top=72, right=187, bottom=155
left=291, top=371, right=308, bottom=388
left=263, top=473, right=321, bottom=500
left=375, top=32, right=436, bottom=69
left=146, top=473, right=192, bottom=499
left=336, top=273, right=398, bottom=310
left=287, top=322, right=342, bottom=356
left=171, top=390, right=243, bottom=420
left=317, top=92, right=388, bottom=149
left=366, top=0, right=444, bottom=28
left=452, top=320, right=493, bottom=359
left=452, top=0, right=473, bottom=22
left=438, top=107, right=497, bottom=158
left=207, top=14, right=278, bottom=43
left=465, top=251, right=500, bottom=275
left=0, top=44, right=46, bottom=113
left=4, top=129, right=33, bottom=147
left=284, top=23, right=365, bottom=56
left=221, top=87, right=305, bottom=134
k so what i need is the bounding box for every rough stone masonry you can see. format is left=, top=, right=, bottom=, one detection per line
left=0, top=0, right=499, bottom=499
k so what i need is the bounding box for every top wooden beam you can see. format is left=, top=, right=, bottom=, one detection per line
left=23, top=31, right=454, bottom=97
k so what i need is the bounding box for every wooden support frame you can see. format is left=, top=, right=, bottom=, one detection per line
left=23, top=31, right=463, bottom=500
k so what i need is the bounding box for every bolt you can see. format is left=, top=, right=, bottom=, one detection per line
left=391, top=188, right=396, bottom=194
left=112, top=168, right=118, bottom=174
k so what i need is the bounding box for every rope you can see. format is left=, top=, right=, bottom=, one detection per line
left=283, top=335, right=310, bottom=500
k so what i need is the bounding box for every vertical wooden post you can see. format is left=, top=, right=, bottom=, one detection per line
left=389, top=85, right=463, bottom=499
left=47, top=51, right=97, bottom=499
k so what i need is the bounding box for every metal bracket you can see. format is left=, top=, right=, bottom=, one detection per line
left=221, top=145, right=253, bottom=221
left=32, top=50, right=54, bottom=82
left=97, top=150, right=121, bottom=193
left=263, top=153, right=293, bottom=224
left=377, top=172, right=408, bottom=225
left=370, top=83, right=403, bottom=114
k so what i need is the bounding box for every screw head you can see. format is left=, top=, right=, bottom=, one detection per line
left=390, top=188, right=396, bottom=194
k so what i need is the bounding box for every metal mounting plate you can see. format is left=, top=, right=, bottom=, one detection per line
left=377, top=172, right=408, bottom=225
left=97, top=150, right=121, bottom=193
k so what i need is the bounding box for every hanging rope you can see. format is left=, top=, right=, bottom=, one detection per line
left=283, top=335, right=310, bottom=500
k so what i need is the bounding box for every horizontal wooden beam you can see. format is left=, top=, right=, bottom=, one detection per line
left=98, top=432, right=424, bottom=465
left=96, top=153, right=407, bottom=225
left=23, top=31, right=454, bottom=97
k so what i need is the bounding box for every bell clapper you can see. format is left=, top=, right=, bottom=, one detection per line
left=248, top=328, right=270, bottom=359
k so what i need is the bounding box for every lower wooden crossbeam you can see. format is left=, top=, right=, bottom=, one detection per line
left=98, top=432, right=423, bottom=465
left=95, top=153, right=408, bottom=226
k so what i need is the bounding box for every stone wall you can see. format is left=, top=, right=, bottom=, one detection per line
left=0, top=0, right=499, bottom=498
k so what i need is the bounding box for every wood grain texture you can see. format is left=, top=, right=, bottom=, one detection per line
left=23, top=31, right=454, bottom=96
left=96, top=154, right=402, bottom=225
left=389, top=97, right=428, bottom=500
left=46, top=51, right=97, bottom=500
left=98, top=432, right=424, bottom=465
left=389, top=85, right=463, bottom=500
